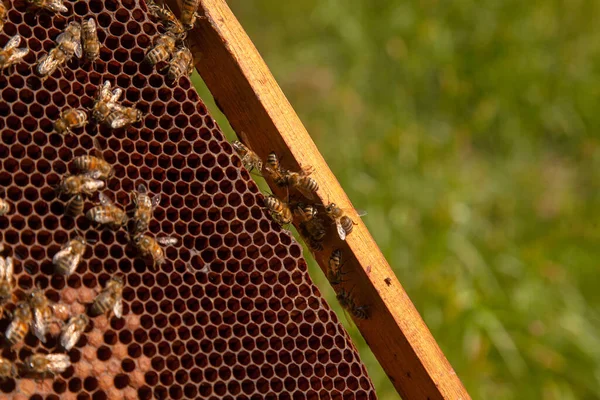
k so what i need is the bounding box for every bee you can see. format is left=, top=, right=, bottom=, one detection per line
left=5, top=302, right=32, bottom=346
left=86, top=192, right=127, bottom=230
left=60, top=314, right=89, bottom=350
left=81, top=18, right=100, bottom=63
left=0, top=195, right=10, bottom=216
left=133, top=235, right=177, bottom=271
left=0, top=256, right=14, bottom=318
left=147, top=0, right=186, bottom=38
left=327, top=249, right=345, bottom=285
left=131, top=184, right=161, bottom=235
left=89, top=276, right=123, bottom=318
left=28, top=288, right=55, bottom=343
left=0, top=3, right=7, bottom=33
left=145, top=33, right=177, bottom=67
left=64, top=194, right=84, bottom=217
left=165, top=46, right=193, bottom=82
left=54, top=108, right=87, bottom=135
left=92, top=80, right=124, bottom=123
left=180, top=0, right=200, bottom=30
left=23, top=354, right=71, bottom=377
left=324, top=203, right=356, bottom=241
left=0, top=34, right=29, bottom=72
left=73, top=138, right=113, bottom=181
left=232, top=140, right=262, bottom=173
left=265, top=152, right=318, bottom=199
left=27, top=0, right=68, bottom=13
left=36, top=22, right=81, bottom=79
left=57, top=174, right=104, bottom=197
left=104, top=105, right=143, bottom=130
left=295, top=204, right=326, bottom=251
left=264, top=151, right=286, bottom=184
left=53, top=235, right=86, bottom=276
left=264, top=195, right=293, bottom=225
left=0, top=357, right=16, bottom=380
left=336, top=289, right=369, bottom=320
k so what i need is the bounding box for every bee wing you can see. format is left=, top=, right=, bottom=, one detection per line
left=294, top=185, right=316, bottom=201
left=73, top=41, right=83, bottom=58
left=98, top=81, right=111, bottom=101
left=32, top=308, right=47, bottom=343
left=98, top=192, right=114, bottom=206
left=355, top=209, right=367, bottom=217
left=4, top=35, right=21, bottom=51
left=335, top=220, right=347, bottom=241
left=67, top=253, right=82, bottom=275
left=49, top=2, right=68, bottom=13
left=108, top=113, right=129, bottom=129
left=151, top=193, right=161, bottom=208
left=112, top=296, right=123, bottom=319
left=109, top=88, right=123, bottom=103
left=60, top=319, right=79, bottom=350
left=46, top=354, right=71, bottom=372
left=157, top=237, right=178, bottom=246
left=36, top=52, right=57, bottom=75
left=92, top=137, right=105, bottom=160
left=85, top=18, right=97, bottom=36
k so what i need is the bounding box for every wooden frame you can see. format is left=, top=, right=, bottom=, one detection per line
left=163, top=0, right=470, bottom=398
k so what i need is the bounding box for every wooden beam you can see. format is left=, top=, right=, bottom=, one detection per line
left=163, top=0, right=470, bottom=398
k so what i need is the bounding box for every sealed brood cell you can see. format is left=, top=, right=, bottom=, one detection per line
left=0, top=0, right=376, bottom=399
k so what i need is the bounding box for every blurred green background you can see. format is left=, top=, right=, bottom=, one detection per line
left=192, top=0, right=600, bottom=398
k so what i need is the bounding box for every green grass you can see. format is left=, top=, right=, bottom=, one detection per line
left=192, top=0, right=600, bottom=398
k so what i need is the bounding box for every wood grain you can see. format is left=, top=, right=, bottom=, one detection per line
left=163, top=0, right=471, bottom=398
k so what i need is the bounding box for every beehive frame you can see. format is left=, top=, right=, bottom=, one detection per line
left=163, top=0, right=471, bottom=398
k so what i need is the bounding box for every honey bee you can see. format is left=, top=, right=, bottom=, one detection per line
left=86, top=192, right=127, bottom=230
left=36, top=22, right=81, bottom=79
left=0, top=34, right=29, bottom=72
left=327, top=249, right=345, bottom=285
left=0, top=3, right=7, bottom=33
left=264, top=151, right=286, bottom=183
left=264, top=152, right=318, bottom=199
left=180, top=0, right=200, bottom=30
left=27, top=0, right=68, bottom=13
left=324, top=203, right=356, bottom=241
left=294, top=204, right=325, bottom=251
left=89, top=276, right=123, bottom=318
left=264, top=195, right=293, bottom=225
left=23, top=354, right=71, bottom=377
left=28, top=288, right=55, bottom=343
left=165, top=46, right=193, bottom=82
left=232, top=140, right=262, bottom=173
left=53, top=235, right=86, bottom=276
left=57, top=174, right=104, bottom=197
left=145, top=33, right=177, bottom=67
left=133, top=234, right=177, bottom=271
left=0, top=357, right=16, bottom=380
left=0, top=195, right=10, bottom=216
left=0, top=256, right=14, bottom=318
left=131, top=184, right=161, bottom=235
left=336, top=288, right=369, bottom=320
left=104, top=105, right=143, bottom=130
left=147, top=0, right=186, bottom=38
left=81, top=18, right=100, bottom=63
left=60, top=314, right=89, bottom=350
left=54, top=108, right=87, bottom=135
left=64, top=194, right=83, bottom=217
left=5, top=302, right=32, bottom=346
left=73, top=138, right=114, bottom=181
left=92, top=80, right=124, bottom=123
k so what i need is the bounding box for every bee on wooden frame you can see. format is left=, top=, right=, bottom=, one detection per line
left=264, top=195, right=293, bottom=226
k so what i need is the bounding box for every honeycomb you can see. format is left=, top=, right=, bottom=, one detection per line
left=0, top=0, right=377, bottom=399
